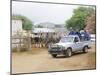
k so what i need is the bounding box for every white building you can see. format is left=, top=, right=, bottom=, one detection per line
left=12, top=19, right=23, bottom=36
left=12, top=19, right=23, bottom=49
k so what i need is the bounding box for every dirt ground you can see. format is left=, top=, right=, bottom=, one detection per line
left=12, top=44, right=96, bottom=74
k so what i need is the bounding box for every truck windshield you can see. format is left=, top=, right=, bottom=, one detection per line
left=60, top=37, right=74, bottom=43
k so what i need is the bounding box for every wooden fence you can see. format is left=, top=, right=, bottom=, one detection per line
left=12, top=37, right=31, bottom=52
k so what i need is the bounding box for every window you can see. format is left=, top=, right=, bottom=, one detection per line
left=74, top=37, right=79, bottom=42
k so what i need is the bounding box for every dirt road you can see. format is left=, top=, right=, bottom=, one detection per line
left=12, top=44, right=96, bottom=74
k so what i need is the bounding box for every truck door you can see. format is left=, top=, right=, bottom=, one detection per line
left=73, top=37, right=82, bottom=51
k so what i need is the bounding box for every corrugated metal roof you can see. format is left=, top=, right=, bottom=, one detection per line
left=32, top=28, right=55, bottom=33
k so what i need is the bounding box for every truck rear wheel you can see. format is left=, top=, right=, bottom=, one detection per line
left=83, top=46, right=88, bottom=53
left=51, top=54, right=57, bottom=58
left=65, top=48, right=72, bottom=57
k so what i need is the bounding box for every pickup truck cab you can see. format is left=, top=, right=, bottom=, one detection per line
left=48, top=35, right=91, bottom=58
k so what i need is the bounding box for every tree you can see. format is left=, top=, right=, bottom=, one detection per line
left=12, top=14, right=33, bottom=30
left=65, top=7, right=95, bottom=30
left=85, top=13, right=96, bottom=34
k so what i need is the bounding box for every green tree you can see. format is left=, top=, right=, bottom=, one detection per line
left=12, top=14, right=33, bottom=30
left=65, top=7, right=95, bottom=30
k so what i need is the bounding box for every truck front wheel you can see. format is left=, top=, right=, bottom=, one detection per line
left=51, top=54, right=57, bottom=58
left=64, top=48, right=72, bottom=57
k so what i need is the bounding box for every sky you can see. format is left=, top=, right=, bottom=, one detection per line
left=12, top=1, right=89, bottom=25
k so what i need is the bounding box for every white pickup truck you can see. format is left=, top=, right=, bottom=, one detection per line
left=48, top=35, right=91, bottom=58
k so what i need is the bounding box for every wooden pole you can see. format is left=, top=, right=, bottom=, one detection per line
left=27, top=30, right=31, bottom=51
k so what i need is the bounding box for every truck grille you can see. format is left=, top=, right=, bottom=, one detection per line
left=50, top=47, right=61, bottom=51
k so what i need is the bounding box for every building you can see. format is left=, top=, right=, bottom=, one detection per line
left=32, top=28, right=55, bottom=38
left=12, top=19, right=23, bottom=36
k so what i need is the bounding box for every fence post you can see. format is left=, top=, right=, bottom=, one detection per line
left=27, top=30, right=32, bottom=51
